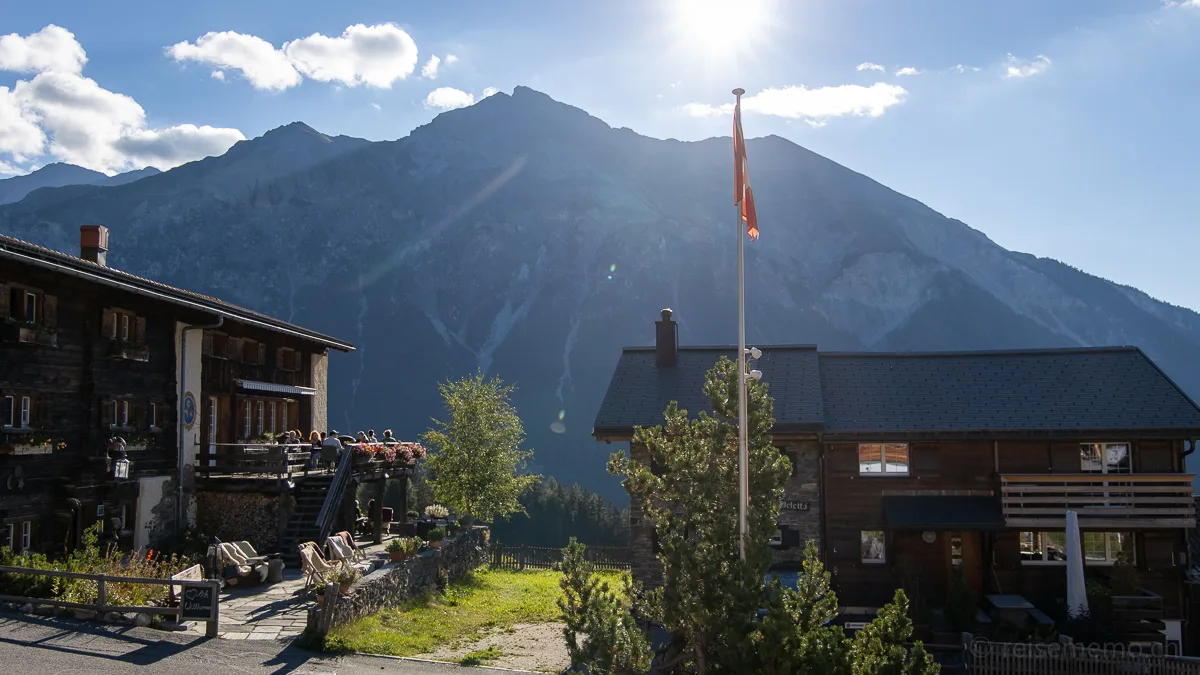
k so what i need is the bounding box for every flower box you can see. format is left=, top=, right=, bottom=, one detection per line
left=107, top=341, right=150, bottom=362
left=3, top=443, right=55, bottom=456
left=1, top=322, right=58, bottom=347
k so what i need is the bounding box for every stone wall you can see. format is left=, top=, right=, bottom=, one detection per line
left=319, top=526, right=489, bottom=630
left=195, top=491, right=280, bottom=551
left=629, top=442, right=665, bottom=589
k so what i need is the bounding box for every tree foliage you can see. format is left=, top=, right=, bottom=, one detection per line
left=422, top=372, right=541, bottom=522
left=489, top=477, right=629, bottom=547
left=559, top=538, right=652, bottom=674
left=597, top=356, right=939, bottom=674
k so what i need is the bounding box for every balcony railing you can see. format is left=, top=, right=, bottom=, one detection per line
left=1000, top=473, right=1195, bottom=529
left=195, top=443, right=312, bottom=478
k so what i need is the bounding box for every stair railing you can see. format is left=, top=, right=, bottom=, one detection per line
left=315, top=454, right=354, bottom=543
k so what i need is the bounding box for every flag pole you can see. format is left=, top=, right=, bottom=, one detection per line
left=733, top=87, right=749, bottom=562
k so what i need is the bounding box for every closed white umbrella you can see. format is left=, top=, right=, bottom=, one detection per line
left=1066, top=509, right=1089, bottom=618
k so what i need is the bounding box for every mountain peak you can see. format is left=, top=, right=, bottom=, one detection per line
left=417, top=85, right=612, bottom=146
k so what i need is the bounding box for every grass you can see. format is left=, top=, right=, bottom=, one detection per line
left=459, top=645, right=505, bottom=666
left=325, top=567, right=625, bottom=658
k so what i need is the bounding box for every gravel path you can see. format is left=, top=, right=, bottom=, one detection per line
left=423, top=621, right=569, bottom=673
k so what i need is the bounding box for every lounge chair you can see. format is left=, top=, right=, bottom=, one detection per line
left=218, top=542, right=267, bottom=585
left=326, top=536, right=373, bottom=574
left=333, top=531, right=369, bottom=564
left=297, top=541, right=339, bottom=592
left=231, top=541, right=269, bottom=565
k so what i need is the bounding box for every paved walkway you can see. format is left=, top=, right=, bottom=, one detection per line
left=181, top=537, right=392, bottom=641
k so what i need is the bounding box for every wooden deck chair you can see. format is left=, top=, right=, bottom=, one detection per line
left=334, top=531, right=369, bottom=564
left=297, top=541, right=339, bottom=591
left=231, top=541, right=269, bottom=565
left=326, top=536, right=372, bottom=574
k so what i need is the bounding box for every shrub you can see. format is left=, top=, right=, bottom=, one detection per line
left=386, top=538, right=406, bottom=553
left=427, top=527, right=446, bottom=542
left=558, top=538, right=651, bottom=675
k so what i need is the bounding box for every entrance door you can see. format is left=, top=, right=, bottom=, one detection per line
left=949, top=531, right=983, bottom=595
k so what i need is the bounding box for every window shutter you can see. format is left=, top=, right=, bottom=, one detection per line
left=782, top=528, right=801, bottom=549
left=41, top=295, right=57, bottom=328
left=275, top=347, right=285, bottom=369
left=227, top=338, right=241, bottom=360
left=135, top=317, right=146, bottom=344
left=29, top=397, right=41, bottom=429
left=292, top=350, right=302, bottom=372
left=100, top=398, right=113, bottom=428
left=102, top=309, right=116, bottom=338
left=257, top=343, right=267, bottom=365
left=133, top=402, right=145, bottom=430
left=8, top=287, right=22, bottom=321
left=0, top=282, right=9, bottom=319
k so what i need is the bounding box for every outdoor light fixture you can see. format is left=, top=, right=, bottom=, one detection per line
left=107, top=437, right=130, bottom=481
left=747, top=369, right=763, bottom=382
left=745, top=347, right=762, bottom=360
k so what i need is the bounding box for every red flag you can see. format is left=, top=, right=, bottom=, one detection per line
left=733, top=97, right=759, bottom=241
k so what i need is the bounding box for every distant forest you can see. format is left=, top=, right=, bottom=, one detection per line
left=365, top=472, right=629, bottom=548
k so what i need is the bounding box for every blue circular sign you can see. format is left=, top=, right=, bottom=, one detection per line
left=182, top=392, right=197, bottom=429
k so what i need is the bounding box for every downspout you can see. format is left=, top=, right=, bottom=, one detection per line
left=176, top=316, right=224, bottom=536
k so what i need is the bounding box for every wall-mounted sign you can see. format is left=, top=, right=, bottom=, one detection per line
left=182, top=392, right=197, bottom=430
left=844, top=621, right=868, bottom=630
left=780, top=500, right=810, bottom=511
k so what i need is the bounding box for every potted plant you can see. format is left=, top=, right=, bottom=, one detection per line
left=406, top=510, right=419, bottom=522
left=386, top=537, right=415, bottom=562
left=427, top=527, right=446, bottom=550
left=351, top=443, right=374, bottom=465
left=314, top=582, right=327, bottom=605
left=334, top=567, right=362, bottom=595
left=425, top=504, right=449, bottom=521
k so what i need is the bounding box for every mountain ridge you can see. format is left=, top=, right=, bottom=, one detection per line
left=2, top=87, right=1198, bottom=498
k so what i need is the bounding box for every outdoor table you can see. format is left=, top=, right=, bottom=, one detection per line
left=985, top=594, right=1035, bottom=628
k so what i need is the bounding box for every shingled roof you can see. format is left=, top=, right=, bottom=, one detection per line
left=0, top=232, right=354, bottom=352
left=593, top=343, right=1200, bottom=440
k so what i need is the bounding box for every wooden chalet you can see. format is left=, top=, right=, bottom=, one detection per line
left=593, top=309, right=1199, bottom=648
left=0, top=226, right=354, bottom=557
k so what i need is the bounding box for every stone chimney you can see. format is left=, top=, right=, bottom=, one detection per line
left=80, top=225, right=108, bottom=266
left=655, top=308, right=678, bottom=367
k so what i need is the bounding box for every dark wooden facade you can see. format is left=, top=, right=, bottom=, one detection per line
left=0, top=256, right=206, bottom=555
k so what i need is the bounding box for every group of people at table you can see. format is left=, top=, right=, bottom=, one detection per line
left=269, top=428, right=402, bottom=470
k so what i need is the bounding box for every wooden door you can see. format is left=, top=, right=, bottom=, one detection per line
left=949, top=531, right=983, bottom=595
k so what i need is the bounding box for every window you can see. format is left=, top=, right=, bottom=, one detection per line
left=770, top=528, right=783, bottom=547
left=149, top=402, right=158, bottom=429
left=23, top=291, right=36, bottom=324
left=20, top=521, right=31, bottom=551
left=2, top=523, right=11, bottom=550
left=19, top=396, right=30, bottom=427
left=256, top=401, right=264, bottom=436
left=858, top=443, right=909, bottom=475
left=950, top=533, right=964, bottom=567
left=861, top=530, right=885, bottom=563
left=120, top=314, right=130, bottom=341
left=1081, top=443, right=1131, bottom=474
left=269, top=402, right=277, bottom=434
left=207, top=397, right=217, bottom=446
left=280, top=402, right=288, bottom=432
left=1084, top=532, right=1134, bottom=565
left=108, top=400, right=118, bottom=428
left=2, top=396, right=12, bottom=428
left=242, top=401, right=251, bottom=438
left=119, top=400, right=130, bottom=427
left=1020, top=531, right=1132, bottom=565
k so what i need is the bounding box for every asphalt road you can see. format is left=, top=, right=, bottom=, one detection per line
left=0, top=616, right=535, bottom=675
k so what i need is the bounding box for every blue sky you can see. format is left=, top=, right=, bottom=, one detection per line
left=2, top=0, right=1199, bottom=311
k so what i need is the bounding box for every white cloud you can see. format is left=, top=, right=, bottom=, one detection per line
left=423, top=87, right=475, bottom=111
left=856, top=62, right=885, bottom=72
left=168, top=23, right=418, bottom=91
left=482, top=86, right=499, bottom=98
left=0, top=26, right=244, bottom=174
left=953, top=64, right=981, bottom=73
left=421, top=55, right=441, bottom=79
left=684, top=83, right=907, bottom=123
left=167, top=31, right=301, bottom=91
left=0, top=24, right=87, bottom=75
left=0, top=160, right=21, bottom=175
left=894, top=66, right=921, bottom=76
left=371, top=102, right=381, bottom=110
left=1003, top=53, right=1052, bottom=78
left=444, top=54, right=459, bottom=65
left=211, top=70, right=225, bottom=80
left=284, top=23, right=418, bottom=88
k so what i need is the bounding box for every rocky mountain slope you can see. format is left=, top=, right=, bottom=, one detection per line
left=0, top=163, right=160, bottom=205
left=2, top=86, right=1198, bottom=498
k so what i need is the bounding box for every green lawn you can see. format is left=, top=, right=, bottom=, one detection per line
left=325, top=567, right=622, bottom=657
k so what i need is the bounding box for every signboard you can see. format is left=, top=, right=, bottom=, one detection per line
left=180, top=583, right=217, bottom=621
left=780, top=500, right=809, bottom=511
left=844, top=621, right=868, bottom=630
left=182, top=392, right=197, bottom=430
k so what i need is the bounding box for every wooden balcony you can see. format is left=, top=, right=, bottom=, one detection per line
left=1000, top=473, right=1195, bottom=529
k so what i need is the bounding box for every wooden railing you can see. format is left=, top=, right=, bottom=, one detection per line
left=195, top=443, right=312, bottom=478
left=1000, top=473, right=1195, bottom=529
left=489, top=544, right=631, bottom=572
left=967, top=636, right=1197, bottom=674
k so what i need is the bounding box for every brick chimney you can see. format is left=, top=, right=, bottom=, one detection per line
left=80, top=225, right=108, bottom=266
left=655, top=308, right=678, bottom=367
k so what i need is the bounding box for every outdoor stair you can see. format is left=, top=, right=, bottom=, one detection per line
left=279, top=473, right=335, bottom=567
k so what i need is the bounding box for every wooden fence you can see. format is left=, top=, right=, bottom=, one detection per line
left=489, top=544, right=631, bottom=572
left=968, top=635, right=1200, bottom=674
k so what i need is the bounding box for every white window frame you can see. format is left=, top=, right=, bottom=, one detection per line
left=861, top=530, right=886, bottom=563
left=269, top=402, right=277, bottom=434
left=256, top=401, right=264, bottom=436
left=2, top=395, right=12, bottom=428
left=23, top=291, right=36, bottom=325
left=19, top=396, right=30, bottom=428
left=119, top=400, right=130, bottom=428
left=857, top=443, right=910, bottom=476
left=3, top=523, right=11, bottom=550
left=1020, top=531, right=1134, bottom=566
left=243, top=401, right=251, bottom=438
left=105, top=314, right=117, bottom=339
left=20, top=521, right=31, bottom=551
left=109, top=400, right=118, bottom=429
left=149, top=402, right=158, bottom=429
left=1081, top=442, right=1133, bottom=475
left=120, top=314, right=130, bottom=341
left=281, top=403, right=288, bottom=433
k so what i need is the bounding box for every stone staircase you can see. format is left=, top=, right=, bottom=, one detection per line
left=279, top=473, right=335, bottom=567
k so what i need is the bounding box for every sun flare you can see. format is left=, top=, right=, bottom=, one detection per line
left=673, top=0, right=768, bottom=53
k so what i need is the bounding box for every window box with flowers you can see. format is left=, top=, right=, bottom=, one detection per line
left=0, top=435, right=67, bottom=456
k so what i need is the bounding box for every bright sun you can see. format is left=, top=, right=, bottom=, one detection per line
left=674, top=0, right=767, bottom=53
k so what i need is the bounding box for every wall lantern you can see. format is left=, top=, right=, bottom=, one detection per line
left=108, top=437, right=131, bottom=481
